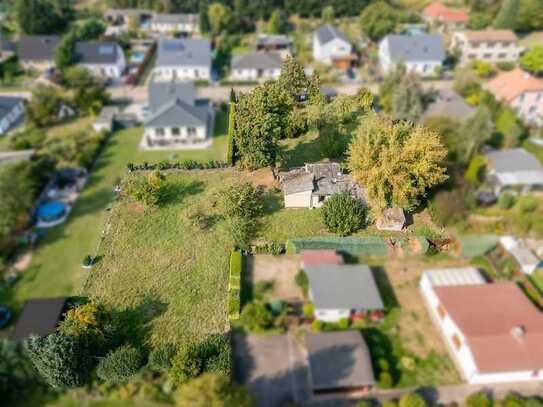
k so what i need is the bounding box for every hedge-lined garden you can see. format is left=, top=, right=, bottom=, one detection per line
left=228, top=250, right=242, bottom=320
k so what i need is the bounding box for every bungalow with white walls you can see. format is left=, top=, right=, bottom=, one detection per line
left=75, top=42, right=126, bottom=79
left=230, top=51, right=282, bottom=82
left=379, top=34, right=445, bottom=77
left=153, top=38, right=211, bottom=82
left=421, top=268, right=543, bottom=384
left=306, top=264, right=384, bottom=323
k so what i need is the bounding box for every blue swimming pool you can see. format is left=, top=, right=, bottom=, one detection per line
left=37, top=201, right=67, bottom=223
left=130, top=52, right=145, bottom=63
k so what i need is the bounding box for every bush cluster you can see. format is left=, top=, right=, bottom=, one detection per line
left=96, top=345, right=143, bottom=383
left=127, top=160, right=229, bottom=172
left=311, top=317, right=350, bottom=332
left=321, top=193, right=366, bottom=236
left=239, top=303, right=274, bottom=333
left=123, top=170, right=166, bottom=207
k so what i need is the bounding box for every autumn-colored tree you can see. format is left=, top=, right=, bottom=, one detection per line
left=348, top=115, right=448, bottom=214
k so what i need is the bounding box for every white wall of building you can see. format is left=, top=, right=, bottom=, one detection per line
left=153, top=65, right=210, bottom=81
left=145, top=125, right=206, bottom=141
left=150, top=22, right=197, bottom=34
left=452, top=33, right=522, bottom=65
left=313, top=35, right=352, bottom=65
left=230, top=67, right=281, bottom=82
left=511, top=91, right=543, bottom=127
left=314, top=308, right=351, bottom=322
left=284, top=190, right=313, bottom=208
left=80, top=46, right=127, bottom=79
left=379, top=38, right=441, bottom=77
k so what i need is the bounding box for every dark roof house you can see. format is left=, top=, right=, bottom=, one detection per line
left=231, top=51, right=283, bottom=71
left=305, top=331, right=376, bottom=394
left=10, top=298, right=66, bottom=342
left=18, top=35, right=60, bottom=63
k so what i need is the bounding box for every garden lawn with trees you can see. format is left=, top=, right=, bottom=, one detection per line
left=0, top=112, right=228, bottom=312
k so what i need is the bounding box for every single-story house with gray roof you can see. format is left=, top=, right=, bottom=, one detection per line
left=379, top=34, right=445, bottom=77
left=142, top=81, right=213, bottom=149
left=0, top=96, right=24, bottom=135
left=485, top=148, right=543, bottom=195
left=312, top=24, right=356, bottom=69
left=75, top=41, right=126, bottom=79
left=230, top=51, right=283, bottom=82
left=153, top=38, right=211, bottom=82
left=150, top=13, right=199, bottom=34
left=18, top=35, right=60, bottom=71
left=305, top=331, right=376, bottom=395
left=279, top=162, right=365, bottom=209
left=422, top=89, right=475, bottom=122
left=306, top=264, right=384, bottom=322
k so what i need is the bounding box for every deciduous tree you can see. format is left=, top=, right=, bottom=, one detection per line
left=359, top=1, right=397, bottom=41
left=520, top=46, right=543, bottom=75
left=348, top=115, right=448, bottom=214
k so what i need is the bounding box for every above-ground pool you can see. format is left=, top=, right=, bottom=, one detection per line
left=37, top=201, right=67, bottom=223
left=130, top=52, right=145, bottom=63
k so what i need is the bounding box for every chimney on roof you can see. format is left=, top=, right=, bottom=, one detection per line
left=511, top=325, right=526, bottom=340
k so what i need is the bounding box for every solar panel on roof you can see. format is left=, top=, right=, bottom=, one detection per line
left=163, top=41, right=184, bottom=51
left=99, top=45, right=114, bottom=55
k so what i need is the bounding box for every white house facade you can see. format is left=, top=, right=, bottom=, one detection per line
left=0, top=97, right=24, bottom=135
left=150, top=14, right=199, bottom=34
left=312, top=24, right=354, bottom=67
left=451, top=30, right=522, bottom=65
left=153, top=38, right=211, bottom=82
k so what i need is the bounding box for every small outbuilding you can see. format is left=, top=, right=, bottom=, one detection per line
left=10, top=297, right=67, bottom=342
left=305, top=331, right=376, bottom=395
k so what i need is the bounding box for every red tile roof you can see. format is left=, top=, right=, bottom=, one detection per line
left=486, top=68, right=543, bottom=103
left=300, top=250, right=343, bottom=268
left=434, top=283, right=543, bottom=373
left=423, top=2, right=468, bottom=23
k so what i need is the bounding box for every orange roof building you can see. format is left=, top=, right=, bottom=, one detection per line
left=485, top=69, right=543, bottom=127
left=423, top=2, right=468, bottom=27
left=421, top=276, right=543, bottom=384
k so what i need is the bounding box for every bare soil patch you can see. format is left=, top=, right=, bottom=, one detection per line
left=247, top=254, right=302, bottom=301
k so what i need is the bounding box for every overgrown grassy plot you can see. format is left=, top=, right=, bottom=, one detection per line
left=83, top=170, right=240, bottom=345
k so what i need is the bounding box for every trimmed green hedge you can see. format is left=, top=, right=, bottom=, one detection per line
left=286, top=236, right=429, bottom=257
left=228, top=250, right=242, bottom=320
left=457, top=235, right=498, bottom=258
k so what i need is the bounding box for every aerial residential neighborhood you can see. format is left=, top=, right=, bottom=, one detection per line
left=1, top=0, right=543, bottom=406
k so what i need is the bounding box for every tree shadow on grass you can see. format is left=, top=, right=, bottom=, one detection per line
left=161, top=180, right=205, bottom=207
left=371, top=266, right=399, bottom=309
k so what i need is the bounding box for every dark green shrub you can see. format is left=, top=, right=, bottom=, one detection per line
left=516, top=195, right=538, bottom=214
left=170, top=342, right=202, bottom=384
left=148, top=343, right=177, bottom=373
left=466, top=392, right=492, bottom=407
left=356, top=400, right=373, bottom=407
left=26, top=332, right=91, bottom=389
left=239, top=303, right=273, bottom=332
left=321, top=193, right=365, bottom=236
left=399, top=393, right=428, bottom=407
left=123, top=171, right=166, bottom=207
left=9, top=128, right=46, bottom=150
left=337, top=318, right=350, bottom=330
left=220, top=182, right=262, bottom=219
left=96, top=345, right=143, bottom=383
left=303, top=303, right=314, bottom=318
left=295, top=270, right=309, bottom=297
left=498, top=192, right=516, bottom=209
left=378, top=371, right=393, bottom=388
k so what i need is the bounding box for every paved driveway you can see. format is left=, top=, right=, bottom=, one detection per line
left=233, top=333, right=310, bottom=407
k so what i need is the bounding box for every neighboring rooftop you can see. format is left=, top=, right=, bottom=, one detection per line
left=486, top=148, right=543, bottom=174
left=18, top=35, right=60, bottom=62
left=434, top=283, right=543, bottom=373
left=156, top=38, right=211, bottom=67
left=460, top=29, right=518, bottom=42
left=144, top=98, right=209, bottom=128
left=423, top=89, right=475, bottom=121
left=384, top=34, right=446, bottom=62
left=256, top=34, right=292, bottom=47
left=75, top=42, right=121, bottom=64
left=10, top=298, right=66, bottom=342
left=231, top=51, right=283, bottom=70
left=423, top=267, right=486, bottom=287
left=315, top=24, right=351, bottom=46
left=306, top=265, right=384, bottom=311
left=300, top=250, right=344, bottom=268
left=0, top=95, right=23, bottom=115
left=486, top=69, right=543, bottom=103
left=148, top=81, right=196, bottom=110
left=305, top=331, right=376, bottom=392
left=423, top=2, right=469, bottom=23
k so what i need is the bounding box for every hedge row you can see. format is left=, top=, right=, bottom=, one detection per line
left=286, top=236, right=429, bottom=257
left=127, top=160, right=229, bottom=172
left=228, top=250, right=243, bottom=321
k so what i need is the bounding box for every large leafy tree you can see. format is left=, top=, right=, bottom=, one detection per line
left=459, top=106, right=495, bottom=162
left=359, top=1, right=398, bottom=41
left=277, top=56, right=308, bottom=102
left=233, top=83, right=293, bottom=169
left=26, top=332, right=91, bottom=389
left=267, top=9, right=287, bottom=34
left=391, top=74, right=424, bottom=122
left=0, top=340, right=36, bottom=401
left=15, top=0, right=68, bottom=34
left=348, top=115, right=448, bottom=214
left=516, top=0, right=543, bottom=32
left=493, top=0, right=520, bottom=29
left=208, top=2, right=231, bottom=36
left=521, top=46, right=543, bottom=75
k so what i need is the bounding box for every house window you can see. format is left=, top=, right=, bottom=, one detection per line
left=437, top=304, right=446, bottom=320
left=451, top=333, right=462, bottom=350
left=497, top=53, right=507, bottom=59
left=483, top=53, right=492, bottom=59
left=187, top=127, right=197, bottom=137
left=155, top=128, right=165, bottom=137
left=172, top=127, right=181, bottom=137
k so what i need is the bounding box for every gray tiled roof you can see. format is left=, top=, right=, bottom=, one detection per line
left=18, top=35, right=60, bottom=62
left=144, top=98, right=208, bottom=128
left=152, top=13, right=198, bottom=24
left=305, top=331, right=376, bottom=390
left=75, top=42, right=121, bottom=64
left=385, top=34, right=445, bottom=62
left=148, top=81, right=196, bottom=110
left=231, top=51, right=282, bottom=70
left=0, top=96, right=23, bottom=119
left=156, top=38, right=211, bottom=68
left=256, top=34, right=292, bottom=47
left=306, top=265, right=384, bottom=311
left=315, top=24, right=351, bottom=46
left=486, top=148, right=543, bottom=173
left=423, top=89, right=474, bottom=121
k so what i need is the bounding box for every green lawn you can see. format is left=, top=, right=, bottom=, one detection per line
left=83, top=170, right=237, bottom=345
left=0, top=112, right=228, bottom=311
